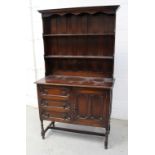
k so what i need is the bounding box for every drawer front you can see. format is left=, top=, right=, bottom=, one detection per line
left=39, top=99, right=70, bottom=109
left=39, top=95, right=69, bottom=102
left=38, top=85, right=70, bottom=97
left=41, top=110, right=71, bottom=121
left=41, top=106, right=70, bottom=113
left=73, top=88, right=104, bottom=95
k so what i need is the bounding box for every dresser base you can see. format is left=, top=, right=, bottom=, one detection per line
left=40, top=120, right=110, bottom=149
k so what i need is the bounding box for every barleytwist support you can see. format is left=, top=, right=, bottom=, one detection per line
left=40, top=120, right=55, bottom=139
left=52, top=121, right=55, bottom=127
left=104, top=125, right=110, bottom=149
left=41, top=120, right=45, bottom=139
left=40, top=120, right=111, bottom=149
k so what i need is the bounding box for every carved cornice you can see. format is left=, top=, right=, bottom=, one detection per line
left=38, top=6, right=119, bottom=18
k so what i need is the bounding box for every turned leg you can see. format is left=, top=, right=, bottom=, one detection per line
left=108, top=124, right=111, bottom=134
left=41, top=120, right=45, bottom=139
left=104, top=127, right=110, bottom=149
left=52, top=121, right=55, bottom=127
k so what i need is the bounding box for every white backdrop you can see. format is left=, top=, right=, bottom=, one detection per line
left=26, top=0, right=128, bottom=120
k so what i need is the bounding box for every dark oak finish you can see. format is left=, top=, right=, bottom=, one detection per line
left=36, top=5, right=119, bottom=149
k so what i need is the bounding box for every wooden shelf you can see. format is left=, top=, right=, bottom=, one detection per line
left=43, top=33, right=114, bottom=37
left=44, top=55, right=114, bottom=59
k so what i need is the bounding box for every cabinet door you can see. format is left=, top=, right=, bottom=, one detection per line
left=72, top=88, right=110, bottom=126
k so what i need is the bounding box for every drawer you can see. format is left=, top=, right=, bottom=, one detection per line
left=38, top=85, right=70, bottom=97
left=41, top=106, right=70, bottom=112
left=73, top=88, right=105, bottom=95
left=39, top=95, right=69, bottom=102
left=39, top=99, right=70, bottom=109
left=41, top=110, right=71, bottom=120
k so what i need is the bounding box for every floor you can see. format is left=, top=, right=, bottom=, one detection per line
left=26, top=106, right=128, bottom=155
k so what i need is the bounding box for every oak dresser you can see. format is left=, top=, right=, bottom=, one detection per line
left=35, top=5, right=119, bottom=149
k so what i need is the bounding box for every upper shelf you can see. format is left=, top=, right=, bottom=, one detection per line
left=44, top=55, right=114, bottom=59
left=43, top=33, right=115, bottom=37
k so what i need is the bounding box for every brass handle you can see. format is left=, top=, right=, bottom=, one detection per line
left=39, top=86, right=48, bottom=95
left=41, top=113, right=49, bottom=118
left=63, top=113, right=70, bottom=120
left=40, top=100, right=48, bottom=106
left=64, top=116, right=71, bottom=120
left=99, top=117, right=104, bottom=120
left=63, top=102, right=70, bottom=109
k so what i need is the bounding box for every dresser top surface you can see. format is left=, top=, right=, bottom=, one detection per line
left=35, top=75, right=114, bottom=89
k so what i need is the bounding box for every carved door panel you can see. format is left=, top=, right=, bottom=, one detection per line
left=72, top=88, right=108, bottom=124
